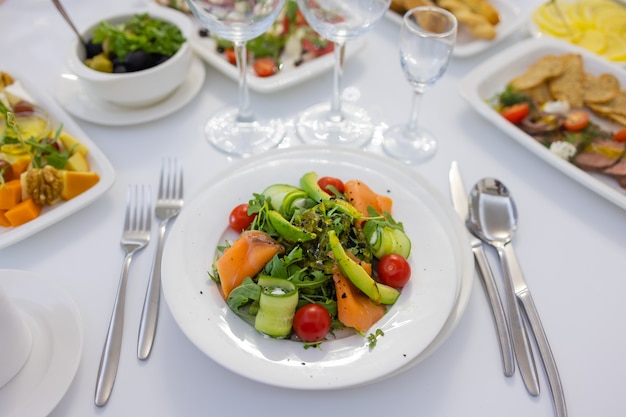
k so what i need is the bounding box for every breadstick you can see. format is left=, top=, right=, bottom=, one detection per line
left=462, top=0, right=499, bottom=25
left=437, top=0, right=496, bottom=40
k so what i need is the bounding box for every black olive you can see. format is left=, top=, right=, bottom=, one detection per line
left=152, top=54, right=170, bottom=67
left=124, top=50, right=150, bottom=72
left=85, top=39, right=103, bottom=59
left=198, top=28, right=209, bottom=37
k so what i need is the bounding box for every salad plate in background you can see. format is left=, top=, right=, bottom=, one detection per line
left=0, top=76, right=115, bottom=249
left=161, top=146, right=473, bottom=389
left=386, top=0, right=524, bottom=57
left=153, top=0, right=365, bottom=93
left=459, top=37, right=626, bottom=211
left=189, top=26, right=365, bottom=93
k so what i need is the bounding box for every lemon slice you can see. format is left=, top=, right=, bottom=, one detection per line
left=604, top=33, right=626, bottom=61
left=576, top=29, right=606, bottom=53
left=532, top=6, right=572, bottom=38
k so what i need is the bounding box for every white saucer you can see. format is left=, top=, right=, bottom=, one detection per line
left=55, top=56, right=205, bottom=126
left=0, top=270, right=83, bottom=417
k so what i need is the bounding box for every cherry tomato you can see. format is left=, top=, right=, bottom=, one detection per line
left=253, top=57, right=277, bottom=77
left=301, top=37, right=334, bottom=57
left=229, top=203, right=256, bottom=232
left=563, top=111, right=590, bottom=132
left=613, top=127, right=626, bottom=142
left=292, top=304, right=331, bottom=342
left=500, top=102, right=529, bottom=124
left=377, top=254, right=411, bottom=288
left=317, top=176, right=345, bottom=195
left=224, top=48, right=237, bottom=65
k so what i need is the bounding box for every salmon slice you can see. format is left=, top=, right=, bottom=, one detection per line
left=344, top=179, right=393, bottom=218
left=215, top=230, right=284, bottom=298
left=333, top=272, right=385, bottom=333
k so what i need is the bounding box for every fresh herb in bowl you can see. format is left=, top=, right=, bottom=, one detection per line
left=85, top=13, right=187, bottom=73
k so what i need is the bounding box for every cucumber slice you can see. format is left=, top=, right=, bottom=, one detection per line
left=280, top=189, right=309, bottom=216
left=262, top=184, right=302, bottom=211
left=254, top=276, right=298, bottom=338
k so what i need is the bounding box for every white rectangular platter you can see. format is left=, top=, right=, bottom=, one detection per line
left=459, top=37, right=626, bottom=210
left=0, top=77, right=115, bottom=249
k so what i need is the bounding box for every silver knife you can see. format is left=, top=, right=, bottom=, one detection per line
left=449, top=161, right=514, bottom=377
left=504, top=242, right=568, bottom=417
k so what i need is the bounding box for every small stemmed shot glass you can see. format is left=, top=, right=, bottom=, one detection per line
left=382, top=6, right=457, bottom=163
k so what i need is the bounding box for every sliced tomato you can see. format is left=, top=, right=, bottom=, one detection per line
left=563, top=111, right=590, bottom=132
left=302, top=37, right=334, bottom=57
left=295, top=10, right=307, bottom=26
left=613, top=127, right=626, bottom=142
left=500, top=102, right=529, bottom=124
left=253, top=57, right=277, bottom=77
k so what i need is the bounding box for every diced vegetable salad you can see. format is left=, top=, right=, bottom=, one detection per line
left=206, top=1, right=334, bottom=78
left=212, top=172, right=413, bottom=345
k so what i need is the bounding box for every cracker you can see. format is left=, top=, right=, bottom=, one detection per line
left=549, top=54, right=585, bottom=108
left=584, top=73, right=621, bottom=104
left=510, top=55, right=564, bottom=91
left=609, top=112, right=626, bottom=127
left=521, top=81, right=553, bottom=105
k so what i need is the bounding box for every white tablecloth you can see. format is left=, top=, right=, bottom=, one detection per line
left=1, top=0, right=625, bottom=416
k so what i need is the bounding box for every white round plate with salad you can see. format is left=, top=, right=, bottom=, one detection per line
left=161, top=146, right=473, bottom=389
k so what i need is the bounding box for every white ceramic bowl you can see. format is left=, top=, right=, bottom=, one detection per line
left=68, top=6, right=193, bottom=108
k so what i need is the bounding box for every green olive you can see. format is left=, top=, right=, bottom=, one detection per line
left=86, top=53, right=113, bottom=73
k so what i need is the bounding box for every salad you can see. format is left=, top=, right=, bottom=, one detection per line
left=198, top=1, right=334, bottom=77
left=212, top=172, right=412, bottom=346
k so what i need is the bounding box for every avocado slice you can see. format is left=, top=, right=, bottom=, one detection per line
left=300, top=171, right=331, bottom=203
left=328, top=230, right=381, bottom=304
left=267, top=210, right=316, bottom=243
left=376, top=281, right=400, bottom=305
left=299, top=172, right=361, bottom=219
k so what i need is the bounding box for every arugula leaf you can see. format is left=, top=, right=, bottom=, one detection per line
left=367, top=329, right=384, bottom=349
left=226, top=277, right=261, bottom=323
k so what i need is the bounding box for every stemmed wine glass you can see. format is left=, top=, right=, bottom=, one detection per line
left=185, top=0, right=286, bottom=156
left=296, top=0, right=391, bottom=146
left=382, top=6, right=457, bottom=163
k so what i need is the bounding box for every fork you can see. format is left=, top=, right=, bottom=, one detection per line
left=137, top=158, right=183, bottom=360
left=95, top=185, right=151, bottom=407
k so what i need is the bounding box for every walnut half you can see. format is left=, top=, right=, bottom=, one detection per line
left=25, top=166, right=63, bottom=205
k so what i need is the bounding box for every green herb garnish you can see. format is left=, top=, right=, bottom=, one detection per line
left=92, top=13, right=186, bottom=61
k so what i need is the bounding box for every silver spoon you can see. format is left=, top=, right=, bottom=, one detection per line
left=468, top=178, right=567, bottom=417
left=51, top=0, right=88, bottom=49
